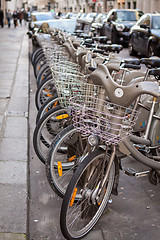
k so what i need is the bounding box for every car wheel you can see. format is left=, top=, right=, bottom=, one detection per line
left=148, top=43, right=154, bottom=58
left=128, top=38, right=137, bottom=56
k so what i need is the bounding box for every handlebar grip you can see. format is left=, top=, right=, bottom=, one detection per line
left=148, top=68, right=160, bottom=77
left=124, top=59, right=141, bottom=65
left=122, top=63, right=141, bottom=70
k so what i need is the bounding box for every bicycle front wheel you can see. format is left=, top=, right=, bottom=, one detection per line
left=60, top=149, right=115, bottom=240
left=33, top=106, right=69, bottom=164
left=46, top=125, right=86, bottom=198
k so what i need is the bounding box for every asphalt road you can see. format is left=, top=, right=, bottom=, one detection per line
left=28, top=42, right=160, bottom=240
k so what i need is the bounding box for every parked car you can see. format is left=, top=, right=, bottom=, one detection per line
left=91, top=13, right=108, bottom=36
left=102, top=9, right=143, bottom=44
left=29, top=11, right=57, bottom=31
left=75, top=12, right=99, bottom=32
left=129, top=13, right=160, bottom=57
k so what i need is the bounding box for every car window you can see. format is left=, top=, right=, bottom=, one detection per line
left=152, top=16, right=160, bottom=29
left=108, top=12, right=115, bottom=21
left=141, top=15, right=150, bottom=27
left=116, top=11, right=137, bottom=21
left=137, top=14, right=150, bottom=27
left=143, top=15, right=150, bottom=26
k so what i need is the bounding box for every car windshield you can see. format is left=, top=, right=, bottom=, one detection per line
left=152, top=16, right=160, bottom=29
left=32, top=14, right=54, bottom=22
left=116, top=11, right=138, bottom=22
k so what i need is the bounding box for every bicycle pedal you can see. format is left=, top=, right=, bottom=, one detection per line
left=124, top=168, right=136, bottom=176
left=124, top=168, right=149, bottom=178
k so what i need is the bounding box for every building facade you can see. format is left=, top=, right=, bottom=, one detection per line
left=0, top=0, right=159, bottom=17
left=55, top=0, right=160, bottom=13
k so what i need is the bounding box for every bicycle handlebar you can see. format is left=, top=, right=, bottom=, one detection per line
left=90, top=64, right=159, bottom=107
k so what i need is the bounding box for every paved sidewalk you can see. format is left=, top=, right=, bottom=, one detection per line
left=0, top=25, right=28, bottom=239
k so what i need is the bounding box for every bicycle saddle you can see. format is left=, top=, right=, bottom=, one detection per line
left=141, top=58, right=160, bottom=68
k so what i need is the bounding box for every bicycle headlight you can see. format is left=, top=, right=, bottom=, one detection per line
left=115, top=24, right=125, bottom=32
left=88, top=135, right=100, bottom=146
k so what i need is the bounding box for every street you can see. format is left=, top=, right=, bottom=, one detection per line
left=28, top=41, right=160, bottom=240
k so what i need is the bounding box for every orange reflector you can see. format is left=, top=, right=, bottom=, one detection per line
left=46, top=108, right=48, bottom=112
left=53, top=101, right=58, bottom=108
left=42, top=75, right=44, bottom=80
left=56, top=114, right=69, bottom=120
left=44, top=88, right=50, bottom=92
left=37, top=65, right=40, bottom=70
left=70, top=188, right=77, bottom=207
left=68, top=155, right=76, bottom=162
left=58, top=161, right=62, bottom=177
left=47, top=94, right=53, bottom=97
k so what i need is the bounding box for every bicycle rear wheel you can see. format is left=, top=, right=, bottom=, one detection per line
left=60, top=149, right=115, bottom=240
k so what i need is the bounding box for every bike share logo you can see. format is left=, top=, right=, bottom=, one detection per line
left=139, top=120, right=147, bottom=128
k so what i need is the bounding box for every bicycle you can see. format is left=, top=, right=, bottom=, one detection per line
left=60, top=64, right=160, bottom=240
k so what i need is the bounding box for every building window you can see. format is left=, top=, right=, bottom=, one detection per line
left=133, top=1, right=136, bottom=9
left=127, top=2, right=131, bottom=9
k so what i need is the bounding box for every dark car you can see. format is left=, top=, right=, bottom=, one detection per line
left=102, top=9, right=143, bottom=44
left=129, top=13, right=160, bottom=57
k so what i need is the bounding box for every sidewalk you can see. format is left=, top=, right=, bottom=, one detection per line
left=0, top=25, right=29, bottom=240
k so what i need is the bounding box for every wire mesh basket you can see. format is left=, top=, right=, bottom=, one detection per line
left=54, top=70, right=86, bottom=108
left=51, top=61, right=81, bottom=75
left=69, top=83, right=139, bottom=145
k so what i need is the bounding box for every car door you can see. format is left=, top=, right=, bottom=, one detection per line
left=136, top=15, right=151, bottom=54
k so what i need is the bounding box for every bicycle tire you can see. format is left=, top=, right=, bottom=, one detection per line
left=33, top=106, right=70, bottom=164
left=36, top=96, right=60, bottom=124
left=31, top=47, right=43, bottom=66
left=46, top=124, right=86, bottom=198
left=36, top=64, right=51, bottom=87
left=35, top=77, right=56, bottom=110
left=60, top=149, right=115, bottom=240
left=33, top=53, right=45, bottom=78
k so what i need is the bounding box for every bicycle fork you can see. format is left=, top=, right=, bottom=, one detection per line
left=96, top=145, right=116, bottom=203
